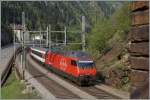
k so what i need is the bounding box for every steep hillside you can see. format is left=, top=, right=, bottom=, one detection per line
left=96, top=40, right=130, bottom=91
left=89, top=3, right=131, bottom=91
left=1, top=1, right=124, bottom=47
left=1, top=1, right=124, bottom=29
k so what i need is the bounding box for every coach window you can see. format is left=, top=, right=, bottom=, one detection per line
left=32, top=50, right=43, bottom=57
left=71, top=60, right=77, bottom=66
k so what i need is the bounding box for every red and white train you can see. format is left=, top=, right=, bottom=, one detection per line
left=30, top=47, right=97, bottom=85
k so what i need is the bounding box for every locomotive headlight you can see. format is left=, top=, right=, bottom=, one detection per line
left=78, top=75, right=84, bottom=81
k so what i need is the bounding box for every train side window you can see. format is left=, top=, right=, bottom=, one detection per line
left=32, top=50, right=43, bottom=58
left=71, top=60, right=77, bottom=66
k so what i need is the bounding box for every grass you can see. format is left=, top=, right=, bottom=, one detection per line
left=1, top=70, right=41, bottom=99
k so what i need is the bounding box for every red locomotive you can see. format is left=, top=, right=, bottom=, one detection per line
left=30, top=47, right=97, bottom=85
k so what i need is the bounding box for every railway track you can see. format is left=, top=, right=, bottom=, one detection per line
left=79, top=86, right=119, bottom=99
left=24, top=53, right=120, bottom=99
left=47, top=65, right=119, bottom=99
left=26, top=59, right=80, bottom=99
left=57, top=75, right=120, bottom=99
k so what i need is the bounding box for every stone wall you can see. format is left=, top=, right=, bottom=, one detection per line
left=129, top=1, right=149, bottom=99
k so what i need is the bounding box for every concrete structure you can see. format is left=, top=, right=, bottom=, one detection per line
left=129, top=1, right=149, bottom=99
left=0, top=45, right=14, bottom=77
left=0, top=45, right=20, bottom=86
left=12, top=24, right=29, bottom=42
left=13, top=24, right=23, bottom=41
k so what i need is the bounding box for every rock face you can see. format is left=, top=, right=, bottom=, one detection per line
left=104, top=61, right=130, bottom=89
left=96, top=40, right=130, bottom=91
left=129, top=1, right=149, bottom=99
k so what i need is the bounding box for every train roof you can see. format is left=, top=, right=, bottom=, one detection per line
left=31, top=47, right=91, bottom=59
left=64, top=51, right=90, bottom=58
left=53, top=51, right=91, bottom=61
left=31, top=47, right=48, bottom=52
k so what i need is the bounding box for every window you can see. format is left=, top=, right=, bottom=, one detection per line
left=77, top=62, right=95, bottom=69
left=32, top=50, right=43, bottom=58
left=71, top=60, right=77, bottom=66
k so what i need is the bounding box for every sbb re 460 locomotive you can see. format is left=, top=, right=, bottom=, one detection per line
left=30, top=47, right=97, bottom=86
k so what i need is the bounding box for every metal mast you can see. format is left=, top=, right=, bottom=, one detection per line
left=82, top=16, right=86, bottom=51
left=22, top=12, right=25, bottom=80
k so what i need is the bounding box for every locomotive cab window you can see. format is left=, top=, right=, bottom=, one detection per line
left=77, top=61, right=95, bottom=69
left=71, top=60, right=77, bottom=66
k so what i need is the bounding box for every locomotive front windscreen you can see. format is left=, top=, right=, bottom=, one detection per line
left=77, top=61, right=95, bottom=69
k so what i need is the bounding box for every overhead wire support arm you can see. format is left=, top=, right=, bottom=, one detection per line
left=51, top=31, right=65, bottom=33
left=67, top=31, right=82, bottom=33
left=27, top=31, right=47, bottom=33
left=51, top=43, right=83, bottom=45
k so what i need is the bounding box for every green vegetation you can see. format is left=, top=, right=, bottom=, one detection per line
left=87, top=3, right=131, bottom=59
left=2, top=1, right=123, bottom=46
left=2, top=1, right=121, bottom=30
left=1, top=70, right=41, bottom=99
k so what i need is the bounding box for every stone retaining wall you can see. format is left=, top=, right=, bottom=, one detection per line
left=129, top=1, right=149, bottom=99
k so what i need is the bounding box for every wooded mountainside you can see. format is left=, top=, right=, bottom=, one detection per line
left=1, top=1, right=131, bottom=91
left=2, top=1, right=123, bottom=30
left=2, top=1, right=125, bottom=46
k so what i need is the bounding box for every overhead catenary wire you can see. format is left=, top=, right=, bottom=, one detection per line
left=15, top=12, right=86, bottom=52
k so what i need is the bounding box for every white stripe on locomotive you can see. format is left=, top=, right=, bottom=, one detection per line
left=78, top=61, right=93, bottom=63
